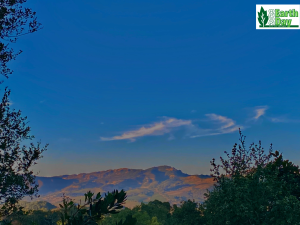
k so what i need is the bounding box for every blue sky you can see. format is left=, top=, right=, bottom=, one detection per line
left=3, top=0, right=300, bottom=177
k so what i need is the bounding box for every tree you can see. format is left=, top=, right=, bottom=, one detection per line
left=150, top=216, right=160, bottom=225
left=57, top=189, right=133, bottom=225
left=131, top=210, right=151, bottom=225
left=139, top=200, right=171, bottom=225
left=167, top=200, right=204, bottom=225
left=256, top=150, right=300, bottom=224
left=0, top=0, right=46, bottom=222
left=200, top=129, right=300, bottom=225
left=0, top=0, right=42, bottom=80
left=115, top=214, right=137, bottom=225
left=4, top=208, right=61, bottom=225
left=99, top=207, right=133, bottom=225
left=209, top=129, right=274, bottom=181
left=0, top=87, right=48, bottom=220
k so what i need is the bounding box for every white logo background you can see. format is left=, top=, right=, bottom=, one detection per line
left=256, top=5, right=300, bottom=30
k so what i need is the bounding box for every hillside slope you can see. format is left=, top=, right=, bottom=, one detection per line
left=24, top=166, right=215, bottom=209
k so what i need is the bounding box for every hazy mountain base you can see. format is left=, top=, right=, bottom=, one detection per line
left=15, top=201, right=57, bottom=212
left=22, top=166, right=215, bottom=209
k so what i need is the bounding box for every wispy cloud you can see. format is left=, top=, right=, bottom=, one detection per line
left=100, top=117, right=192, bottom=142
left=253, top=106, right=268, bottom=120
left=100, top=113, right=243, bottom=142
left=244, top=105, right=300, bottom=124
left=99, top=105, right=300, bottom=142
left=191, top=110, right=197, bottom=113
left=270, top=117, right=286, bottom=123
left=268, top=116, right=300, bottom=123
left=190, top=114, right=241, bottom=138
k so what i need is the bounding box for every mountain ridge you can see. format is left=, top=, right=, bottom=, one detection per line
left=42, top=165, right=210, bottom=178
left=26, top=165, right=215, bottom=209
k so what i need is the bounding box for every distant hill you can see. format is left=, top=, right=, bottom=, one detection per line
left=23, top=166, right=215, bottom=209
left=16, top=200, right=57, bottom=211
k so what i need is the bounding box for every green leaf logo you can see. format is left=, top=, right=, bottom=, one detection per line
left=258, top=6, right=269, bottom=27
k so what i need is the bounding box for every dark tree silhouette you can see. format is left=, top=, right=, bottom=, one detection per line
left=0, top=87, right=48, bottom=220
left=0, top=0, right=42, bottom=80
left=200, top=130, right=300, bottom=224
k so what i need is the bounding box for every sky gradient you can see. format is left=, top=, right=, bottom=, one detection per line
left=3, top=0, right=300, bottom=177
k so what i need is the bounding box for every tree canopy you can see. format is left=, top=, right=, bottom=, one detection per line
left=0, top=87, right=48, bottom=219
left=0, top=0, right=46, bottom=221
left=0, top=0, right=42, bottom=80
left=201, top=129, right=300, bottom=225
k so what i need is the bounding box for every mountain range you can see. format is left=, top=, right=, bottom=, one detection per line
left=23, top=166, right=215, bottom=209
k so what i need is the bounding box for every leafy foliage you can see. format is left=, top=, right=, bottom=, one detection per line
left=0, top=0, right=42, bottom=80
left=139, top=200, right=171, bottom=224
left=201, top=129, right=300, bottom=225
left=57, top=189, right=130, bottom=225
left=99, top=207, right=133, bottom=225
left=210, top=129, right=273, bottom=182
left=167, top=200, right=204, bottom=225
left=115, top=214, right=137, bottom=225
left=0, top=208, right=61, bottom=225
left=0, top=1, right=45, bottom=222
left=0, top=87, right=48, bottom=220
